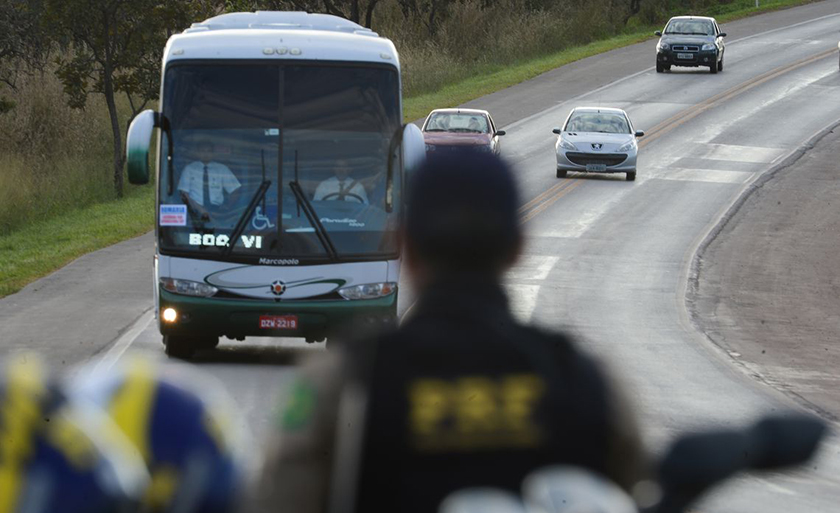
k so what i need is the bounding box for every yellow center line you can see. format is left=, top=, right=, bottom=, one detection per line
left=518, top=179, right=577, bottom=214
left=520, top=180, right=584, bottom=224
left=514, top=46, right=836, bottom=224
left=639, top=47, right=836, bottom=149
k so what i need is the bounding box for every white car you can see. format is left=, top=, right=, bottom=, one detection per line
left=553, top=107, right=644, bottom=181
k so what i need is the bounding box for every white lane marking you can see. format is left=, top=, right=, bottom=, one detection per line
left=696, top=144, right=783, bottom=164
left=507, top=255, right=560, bottom=281
left=657, top=168, right=755, bottom=184
left=92, top=309, right=154, bottom=374
left=506, top=284, right=541, bottom=324
left=696, top=67, right=837, bottom=145
left=503, top=256, right=559, bottom=323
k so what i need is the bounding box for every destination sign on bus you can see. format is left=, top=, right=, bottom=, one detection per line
left=188, top=234, right=263, bottom=249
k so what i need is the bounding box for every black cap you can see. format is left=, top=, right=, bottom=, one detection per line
left=406, top=150, right=521, bottom=274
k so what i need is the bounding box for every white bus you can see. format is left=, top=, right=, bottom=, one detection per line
left=126, top=11, right=424, bottom=357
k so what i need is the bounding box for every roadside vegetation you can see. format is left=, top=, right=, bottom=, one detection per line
left=0, top=0, right=815, bottom=297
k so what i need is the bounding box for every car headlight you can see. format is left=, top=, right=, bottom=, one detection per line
left=425, top=143, right=436, bottom=152
left=658, top=42, right=669, bottom=51
left=701, top=43, right=716, bottom=51
left=160, top=278, right=218, bottom=297
left=617, top=140, right=637, bottom=152
left=559, top=138, right=577, bottom=151
left=338, top=282, right=397, bottom=300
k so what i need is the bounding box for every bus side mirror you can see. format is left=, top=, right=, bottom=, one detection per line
left=402, top=123, right=426, bottom=176
left=126, top=109, right=158, bottom=185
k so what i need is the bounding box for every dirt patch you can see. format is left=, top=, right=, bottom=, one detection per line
left=690, top=126, right=840, bottom=421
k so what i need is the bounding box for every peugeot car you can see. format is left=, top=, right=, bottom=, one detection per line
left=553, top=107, right=644, bottom=181
left=422, top=108, right=505, bottom=155
left=655, top=16, right=726, bottom=74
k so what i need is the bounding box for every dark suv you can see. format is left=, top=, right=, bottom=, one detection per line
left=655, top=16, right=726, bottom=74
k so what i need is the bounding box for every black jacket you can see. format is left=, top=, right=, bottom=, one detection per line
left=347, top=278, right=643, bottom=513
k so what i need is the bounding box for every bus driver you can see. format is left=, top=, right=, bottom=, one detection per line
left=313, top=159, right=369, bottom=204
left=178, top=139, right=242, bottom=221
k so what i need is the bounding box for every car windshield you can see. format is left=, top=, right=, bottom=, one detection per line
left=564, top=112, right=630, bottom=134
left=665, top=20, right=715, bottom=35
left=424, top=112, right=490, bottom=133
left=158, top=62, right=402, bottom=263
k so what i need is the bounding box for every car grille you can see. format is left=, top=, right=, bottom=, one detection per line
left=566, top=152, right=627, bottom=167
left=672, top=45, right=700, bottom=52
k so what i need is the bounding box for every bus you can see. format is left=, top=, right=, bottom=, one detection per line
left=126, top=11, right=425, bottom=358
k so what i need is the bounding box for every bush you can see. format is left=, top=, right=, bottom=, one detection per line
left=0, top=64, right=126, bottom=236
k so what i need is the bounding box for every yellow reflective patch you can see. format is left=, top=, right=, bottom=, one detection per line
left=408, top=373, right=546, bottom=452
left=145, top=465, right=180, bottom=509
left=0, top=356, right=47, bottom=513
left=109, top=359, right=157, bottom=463
left=44, top=414, right=97, bottom=471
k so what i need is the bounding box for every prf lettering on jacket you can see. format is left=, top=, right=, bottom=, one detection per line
left=408, top=374, right=546, bottom=452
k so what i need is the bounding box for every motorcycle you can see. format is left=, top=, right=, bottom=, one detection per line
left=439, top=413, right=827, bottom=513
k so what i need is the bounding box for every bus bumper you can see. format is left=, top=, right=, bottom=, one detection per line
left=158, top=287, right=398, bottom=341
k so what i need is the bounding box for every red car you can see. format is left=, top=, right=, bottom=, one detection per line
left=421, top=108, right=506, bottom=155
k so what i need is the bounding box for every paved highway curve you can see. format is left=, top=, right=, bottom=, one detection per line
left=3, top=2, right=840, bottom=510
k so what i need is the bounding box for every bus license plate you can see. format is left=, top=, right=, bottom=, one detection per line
left=586, top=164, right=607, bottom=172
left=259, top=315, right=298, bottom=330
left=677, top=53, right=693, bottom=60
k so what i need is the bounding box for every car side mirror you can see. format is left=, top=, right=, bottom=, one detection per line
left=552, top=127, right=561, bottom=135
left=655, top=31, right=662, bottom=36
left=495, top=130, right=506, bottom=136
left=635, top=130, right=645, bottom=137
left=718, top=32, right=726, bottom=38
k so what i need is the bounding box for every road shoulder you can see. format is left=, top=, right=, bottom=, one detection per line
left=689, top=123, right=840, bottom=421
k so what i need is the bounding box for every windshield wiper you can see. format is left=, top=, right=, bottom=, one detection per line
left=288, top=151, right=338, bottom=262
left=225, top=179, right=271, bottom=256
left=425, top=128, right=445, bottom=132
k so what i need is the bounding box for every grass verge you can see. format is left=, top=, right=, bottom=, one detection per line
left=403, top=0, right=816, bottom=121
left=0, top=186, right=154, bottom=297
left=0, top=0, right=817, bottom=298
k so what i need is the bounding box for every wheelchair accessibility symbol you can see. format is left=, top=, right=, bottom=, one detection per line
left=252, top=206, right=275, bottom=230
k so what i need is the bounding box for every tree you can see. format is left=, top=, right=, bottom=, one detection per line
left=624, top=0, right=642, bottom=25
left=396, top=0, right=449, bottom=36
left=43, top=0, right=215, bottom=197
left=228, top=0, right=382, bottom=28
left=0, top=0, right=49, bottom=113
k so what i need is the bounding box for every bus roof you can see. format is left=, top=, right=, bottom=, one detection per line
left=164, top=11, right=399, bottom=68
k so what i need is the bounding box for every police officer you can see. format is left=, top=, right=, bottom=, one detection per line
left=256, top=151, right=644, bottom=513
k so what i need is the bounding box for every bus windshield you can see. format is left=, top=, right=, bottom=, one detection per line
left=158, top=62, right=402, bottom=263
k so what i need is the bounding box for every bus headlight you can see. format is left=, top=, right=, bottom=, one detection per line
left=160, top=278, right=218, bottom=297
left=338, top=282, right=397, bottom=300
left=162, top=308, right=178, bottom=323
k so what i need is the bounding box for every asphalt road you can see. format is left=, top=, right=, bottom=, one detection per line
left=3, top=2, right=840, bottom=510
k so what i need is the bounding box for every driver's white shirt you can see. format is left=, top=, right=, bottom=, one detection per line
left=313, top=176, right=369, bottom=204
left=177, top=161, right=241, bottom=207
